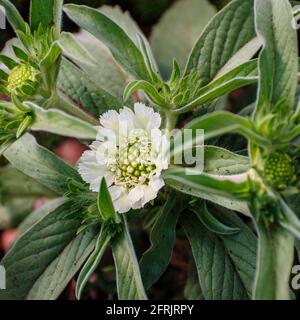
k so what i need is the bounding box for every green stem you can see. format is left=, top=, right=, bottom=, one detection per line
left=49, top=91, right=98, bottom=125
left=253, top=218, right=294, bottom=300
left=165, top=112, right=177, bottom=132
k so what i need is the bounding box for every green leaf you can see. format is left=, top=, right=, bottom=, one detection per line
left=254, top=0, right=298, bottom=115
left=164, top=179, right=250, bottom=216
left=174, top=60, right=257, bottom=113
left=0, top=165, right=55, bottom=198
left=30, top=102, right=97, bottom=140
left=0, top=201, right=98, bottom=299
left=150, top=0, right=216, bottom=79
left=123, top=80, right=167, bottom=108
left=16, top=115, right=32, bottom=139
left=59, top=31, right=131, bottom=103
left=30, top=0, right=63, bottom=37
left=136, top=33, right=160, bottom=83
left=181, top=208, right=257, bottom=299
left=3, top=134, right=82, bottom=195
left=97, top=177, right=120, bottom=223
left=185, top=0, right=256, bottom=85
left=163, top=166, right=250, bottom=201
left=12, top=45, right=28, bottom=61
left=184, top=258, right=204, bottom=300
left=111, top=217, right=147, bottom=300
left=140, top=194, right=181, bottom=289
left=58, top=59, right=122, bottom=117
left=19, top=198, right=65, bottom=235
left=64, top=4, right=150, bottom=81
left=174, top=111, right=270, bottom=150
left=190, top=201, right=240, bottom=235
left=278, top=198, right=300, bottom=240
left=59, top=5, right=142, bottom=101
left=76, top=224, right=110, bottom=299
left=0, top=0, right=26, bottom=33
left=0, top=54, right=18, bottom=69
left=203, top=146, right=249, bottom=175
left=253, top=219, right=294, bottom=300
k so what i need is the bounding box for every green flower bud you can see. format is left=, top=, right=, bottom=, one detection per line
left=6, top=64, right=39, bottom=96
left=264, top=152, right=296, bottom=190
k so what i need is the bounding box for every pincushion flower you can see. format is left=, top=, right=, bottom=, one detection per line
left=78, top=103, right=169, bottom=213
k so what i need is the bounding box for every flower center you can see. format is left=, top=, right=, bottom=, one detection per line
left=264, top=152, right=296, bottom=190
left=108, top=129, right=156, bottom=189
left=7, top=64, right=37, bottom=94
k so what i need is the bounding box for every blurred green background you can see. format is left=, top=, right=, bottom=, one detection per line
left=0, top=0, right=230, bottom=49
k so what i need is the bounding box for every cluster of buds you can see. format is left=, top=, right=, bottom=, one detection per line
left=168, top=63, right=203, bottom=108
left=108, top=129, right=157, bottom=190
left=0, top=23, right=61, bottom=101
left=263, top=152, right=296, bottom=190
left=0, top=52, right=40, bottom=98
left=6, top=63, right=39, bottom=96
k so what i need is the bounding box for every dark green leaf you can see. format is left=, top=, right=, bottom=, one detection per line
left=0, top=201, right=98, bottom=299
left=19, top=198, right=65, bottom=235
left=0, top=54, right=18, bottom=69
left=185, top=0, right=256, bottom=85
left=58, top=59, right=122, bottom=117
left=181, top=208, right=257, bottom=299
left=64, top=4, right=150, bottom=81
left=140, top=194, right=181, bottom=289
left=190, top=202, right=240, bottom=235
left=97, top=177, right=120, bottom=223
left=30, top=0, right=63, bottom=37
left=184, top=258, right=204, bottom=300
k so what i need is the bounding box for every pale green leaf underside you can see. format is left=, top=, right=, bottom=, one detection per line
left=3, top=134, right=82, bottom=195
left=255, top=0, right=298, bottom=111
left=112, top=218, right=147, bottom=300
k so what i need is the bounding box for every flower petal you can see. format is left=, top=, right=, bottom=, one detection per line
left=114, top=192, right=132, bottom=213
left=134, top=102, right=161, bottom=131
left=78, top=149, right=113, bottom=191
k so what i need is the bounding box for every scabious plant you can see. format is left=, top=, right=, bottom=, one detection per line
left=0, top=0, right=299, bottom=301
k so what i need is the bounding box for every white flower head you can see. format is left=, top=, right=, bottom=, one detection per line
left=78, top=103, right=169, bottom=213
